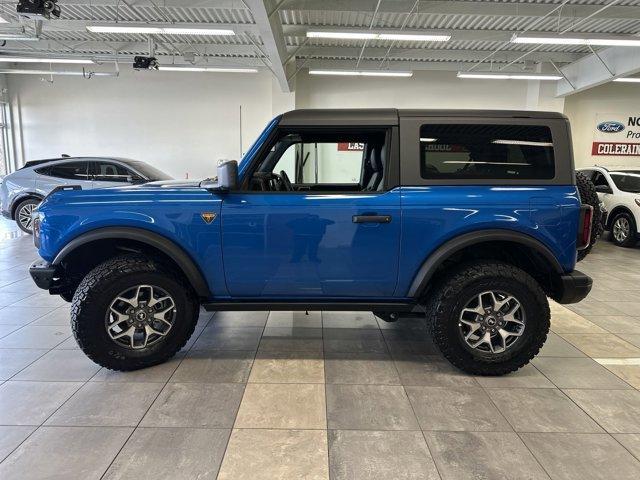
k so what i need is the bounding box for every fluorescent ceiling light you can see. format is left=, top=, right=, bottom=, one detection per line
left=512, top=34, right=640, bottom=47
left=613, top=77, right=640, bottom=83
left=0, top=56, right=93, bottom=64
left=492, top=139, right=553, bottom=147
left=162, top=27, right=234, bottom=36
left=87, top=25, right=234, bottom=35
left=307, top=31, right=450, bottom=41
left=0, top=33, right=39, bottom=41
left=309, top=69, right=413, bottom=77
left=420, top=137, right=438, bottom=142
left=0, top=69, right=116, bottom=76
left=0, top=16, right=7, bottom=23
left=457, top=72, right=562, bottom=80
left=158, top=66, right=258, bottom=73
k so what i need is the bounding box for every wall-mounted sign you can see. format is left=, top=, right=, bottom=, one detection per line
left=337, top=142, right=364, bottom=151
left=593, top=114, right=640, bottom=156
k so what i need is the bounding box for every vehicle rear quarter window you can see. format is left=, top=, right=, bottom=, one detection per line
left=36, top=161, right=89, bottom=180
left=419, top=124, right=555, bottom=180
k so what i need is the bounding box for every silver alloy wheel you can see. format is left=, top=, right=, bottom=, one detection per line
left=613, top=217, right=630, bottom=243
left=458, top=290, right=525, bottom=354
left=18, top=202, right=36, bottom=231
left=105, top=284, right=177, bottom=349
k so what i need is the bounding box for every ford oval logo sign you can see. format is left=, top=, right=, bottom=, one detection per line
left=597, top=121, right=625, bottom=133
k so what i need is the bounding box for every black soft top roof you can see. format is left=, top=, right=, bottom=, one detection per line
left=280, top=108, right=567, bottom=126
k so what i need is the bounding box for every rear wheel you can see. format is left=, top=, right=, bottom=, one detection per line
left=71, top=255, right=199, bottom=371
left=15, top=198, right=40, bottom=234
left=426, top=261, right=549, bottom=376
left=611, top=211, right=637, bottom=247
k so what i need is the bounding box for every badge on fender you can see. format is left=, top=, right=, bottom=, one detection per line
left=201, top=212, right=217, bottom=224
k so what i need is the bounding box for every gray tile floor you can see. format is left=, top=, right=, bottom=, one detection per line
left=1, top=216, right=640, bottom=479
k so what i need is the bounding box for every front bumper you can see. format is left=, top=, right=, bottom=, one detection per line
left=29, top=260, right=57, bottom=290
left=555, top=270, right=592, bottom=304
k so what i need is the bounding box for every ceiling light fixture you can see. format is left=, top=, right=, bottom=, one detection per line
left=87, top=25, right=234, bottom=36
left=0, top=69, right=116, bottom=76
left=0, top=56, right=94, bottom=64
left=309, top=69, right=413, bottom=77
left=457, top=72, right=562, bottom=80
left=613, top=77, right=640, bottom=83
left=420, top=138, right=438, bottom=142
left=512, top=33, right=640, bottom=47
left=158, top=66, right=258, bottom=73
left=0, top=15, right=7, bottom=23
left=307, top=31, right=450, bottom=41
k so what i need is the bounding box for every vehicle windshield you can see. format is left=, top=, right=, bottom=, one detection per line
left=610, top=171, right=640, bottom=193
left=123, top=161, right=172, bottom=181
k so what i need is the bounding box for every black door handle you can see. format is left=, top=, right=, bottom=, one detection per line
left=352, top=215, right=392, bottom=224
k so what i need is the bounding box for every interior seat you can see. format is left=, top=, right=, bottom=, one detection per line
left=364, top=145, right=384, bottom=191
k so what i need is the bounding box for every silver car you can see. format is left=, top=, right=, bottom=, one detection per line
left=0, top=157, right=172, bottom=233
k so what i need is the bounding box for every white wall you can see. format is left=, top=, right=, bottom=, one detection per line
left=8, top=68, right=275, bottom=179
left=295, top=70, right=564, bottom=112
left=563, top=81, right=640, bottom=168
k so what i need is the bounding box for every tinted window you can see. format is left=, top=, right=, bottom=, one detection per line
left=419, top=124, right=555, bottom=180
left=91, top=162, right=132, bottom=183
left=610, top=172, right=640, bottom=193
left=592, top=172, right=609, bottom=188
left=39, top=162, right=89, bottom=180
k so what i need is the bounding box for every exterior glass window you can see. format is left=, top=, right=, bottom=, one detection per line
left=419, top=124, right=555, bottom=180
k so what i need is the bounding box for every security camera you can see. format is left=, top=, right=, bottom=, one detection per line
left=133, top=56, right=159, bottom=70
left=17, top=0, right=61, bottom=20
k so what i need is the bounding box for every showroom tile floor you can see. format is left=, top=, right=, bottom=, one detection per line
left=1, top=216, right=640, bottom=479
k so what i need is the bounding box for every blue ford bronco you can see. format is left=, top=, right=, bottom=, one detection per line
left=29, top=109, right=594, bottom=375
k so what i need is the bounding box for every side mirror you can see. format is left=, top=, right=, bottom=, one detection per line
left=200, top=160, right=238, bottom=192
left=217, top=160, right=238, bottom=190
left=595, top=184, right=613, bottom=194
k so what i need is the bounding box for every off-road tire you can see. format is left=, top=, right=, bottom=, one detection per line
left=610, top=211, right=637, bottom=248
left=14, top=198, right=40, bottom=234
left=425, top=261, right=550, bottom=376
left=71, top=254, right=199, bottom=371
left=576, top=171, right=602, bottom=261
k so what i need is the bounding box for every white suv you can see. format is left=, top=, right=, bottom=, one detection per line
left=579, top=167, right=640, bottom=247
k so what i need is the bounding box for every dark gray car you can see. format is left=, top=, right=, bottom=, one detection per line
left=0, top=157, right=172, bottom=233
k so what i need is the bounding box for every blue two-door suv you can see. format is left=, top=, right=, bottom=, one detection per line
left=29, top=109, right=593, bottom=375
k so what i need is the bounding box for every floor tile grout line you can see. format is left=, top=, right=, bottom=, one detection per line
left=215, top=310, right=266, bottom=480
left=381, top=315, right=444, bottom=480
left=320, top=310, right=332, bottom=480
left=96, top=311, right=209, bottom=480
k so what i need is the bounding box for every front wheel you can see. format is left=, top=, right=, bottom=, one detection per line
left=71, top=255, right=199, bottom=371
left=426, top=261, right=550, bottom=376
left=610, top=212, right=637, bottom=247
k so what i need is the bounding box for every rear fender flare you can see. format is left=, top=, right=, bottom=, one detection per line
left=407, top=229, right=564, bottom=298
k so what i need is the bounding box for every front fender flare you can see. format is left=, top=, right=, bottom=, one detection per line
left=407, top=229, right=564, bottom=298
left=52, top=227, right=210, bottom=298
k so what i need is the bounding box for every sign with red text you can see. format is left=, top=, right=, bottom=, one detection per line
left=592, top=113, right=640, bottom=156
left=337, top=142, right=364, bottom=152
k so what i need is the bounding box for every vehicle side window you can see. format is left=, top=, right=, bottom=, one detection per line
left=419, top=124, right=555, bottom=180
left=592, top=172, right=610, bottom=188
left=91, top=162, right=134, bottom=183
left=246, top=130, right=388, bottom=192
left=39, top=162, right=89, bottom=180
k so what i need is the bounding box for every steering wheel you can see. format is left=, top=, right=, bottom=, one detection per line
left=279, top=170, right=293, bottom=191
